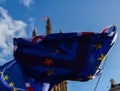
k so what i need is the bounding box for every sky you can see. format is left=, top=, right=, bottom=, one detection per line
left=0, top=0, right=120, bottom=91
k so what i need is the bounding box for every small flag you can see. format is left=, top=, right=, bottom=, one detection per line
left=41, top=16, right=48, bottom=21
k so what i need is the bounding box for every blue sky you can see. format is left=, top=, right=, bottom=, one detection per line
left=0, top=0, right=120, bottom=91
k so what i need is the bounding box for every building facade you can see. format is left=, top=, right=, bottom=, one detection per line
left=51, top=81, right=67, bottom=91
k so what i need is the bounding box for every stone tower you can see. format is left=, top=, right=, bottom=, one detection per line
left=46, top=17, right=52, bottom=34
left=46, top=17, right=67, bottom=91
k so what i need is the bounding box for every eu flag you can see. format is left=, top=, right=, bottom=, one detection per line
left=0, top=60, right=27, bottom=91
left=13, top=25, right=117, bottom=91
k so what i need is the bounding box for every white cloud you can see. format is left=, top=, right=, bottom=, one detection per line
left=0, top=7, right=27, bottom=65
left=20, top=0, right=34, bottom=7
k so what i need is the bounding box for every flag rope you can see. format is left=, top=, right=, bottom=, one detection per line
left=93, top=57, right=108, bottom=91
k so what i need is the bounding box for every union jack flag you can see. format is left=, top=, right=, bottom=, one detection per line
left=41, top=16, right=48, bottom=21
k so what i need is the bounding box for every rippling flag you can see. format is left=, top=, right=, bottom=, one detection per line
left=14, top=25, right=117, bottom=91
left=0, top=60, right=27, bottom=91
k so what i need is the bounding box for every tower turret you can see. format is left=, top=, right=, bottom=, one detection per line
left=46, top=17, right=52, bottom=34
left=59, top=28, right=62, bottom=33
left=32, top=27, right=37, bottom=37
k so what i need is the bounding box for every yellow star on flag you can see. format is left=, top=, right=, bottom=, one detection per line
left=98, top=54, right=106, bottom=62
left=9, top=82, right=14, bottom=87
left=93, top=43, right=102, bottom=50
left=4, top=75, right=9, bottom=80
left=88, top=75, right=93, bottom=79
left=12, top=88, right=18, bottom=91
left=44, top=58, right=53, bottom=66
left=46, top=70, right=54, bottom=76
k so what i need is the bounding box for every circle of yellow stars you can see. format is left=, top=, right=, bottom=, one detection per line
left=0, top=71, right=18, bottom=91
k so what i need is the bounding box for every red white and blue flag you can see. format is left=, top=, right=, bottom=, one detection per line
left=41, top=16, right=49, bottom=21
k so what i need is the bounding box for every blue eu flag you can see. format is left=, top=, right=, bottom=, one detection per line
left=0, top=60, right=27, bottom=91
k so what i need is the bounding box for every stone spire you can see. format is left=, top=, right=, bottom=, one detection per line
left=59, top=28, right=62, bottom=33
left=46, top=17, right=52, bottom=34
left=32, top=27, right=37, bottom=37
